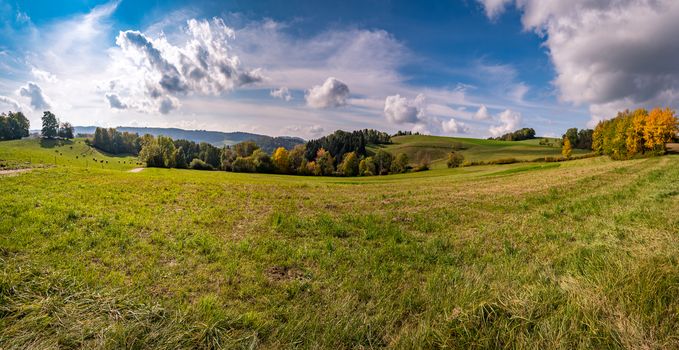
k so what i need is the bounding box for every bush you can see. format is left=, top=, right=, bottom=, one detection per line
left=232, top=157, right=256, bottom=173
left=446, top=151, right=465, bottom=168
left=189, top=158, right=213, bottom=170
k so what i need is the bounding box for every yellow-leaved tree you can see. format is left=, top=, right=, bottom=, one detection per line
left=272, top=147, right=290, bottom=174
left=562, top=138, right=572, bottom=158
left=645, top=107, right=678, bottom=154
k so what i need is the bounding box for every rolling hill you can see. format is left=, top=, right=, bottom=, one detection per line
left=371, top=134, right=590, bottom=168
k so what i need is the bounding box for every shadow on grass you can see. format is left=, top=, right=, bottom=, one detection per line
left=39, top=138, right=74, bottom=148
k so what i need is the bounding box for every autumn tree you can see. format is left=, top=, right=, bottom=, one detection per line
left=359, top=156, right=376, bottom=176
left=315, top=148, right=335, bottom=176
left=562, top=138, right=572, bottom=159
left=272, top=147, right=290, bottom=174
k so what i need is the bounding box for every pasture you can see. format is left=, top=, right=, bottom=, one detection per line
left=1, top=139, right=678, bottom=349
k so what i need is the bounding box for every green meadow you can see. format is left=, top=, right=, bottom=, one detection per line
left=373, top=135, right=589, bottom=168
left=1, top=138, right=678, bottom=349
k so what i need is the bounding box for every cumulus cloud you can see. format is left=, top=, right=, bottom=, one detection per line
left=284, top=124, right=325, bottom=138
left=473, top=105, right=492, bottom=120
left=111, top=18, right=263, bottom=114
left=305, top=77, right=350, bottom=108
left=384, top=93, right=426, bottom=124
left=18, top=82, right=50, bottom=110
left=489, top=109, right=522, bottom=137
left=441, top=118, right=470, bottom=134
left=478, top=0, right=512, bottom=19
left=31, top=68, right=57, bottom=83
left=105, top=93, right=128, bottom=109
left=479, top=0, right=679, bottom=123
left=271, top=86, right=292, bottom=101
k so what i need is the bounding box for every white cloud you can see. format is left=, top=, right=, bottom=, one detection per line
left=18, top=82, right=50, bottom=110
left=31, top=68, right=57, bottom=83
left=271, top=86, right=292, bottom=101
left=489, top=109, right=522, bottom=137
left=0, top=95, right=21, bottom=110
left=111, top=17, right=263, bottom=114
left=305, top=77, right=350, bottom=108
left=473, top=105, right=492, bottom=120
left=384, top=93, right=426, bottom=124
left=441, top=118, right=470, bottom=134
left=478, top=0, right=513, bottom=19
left=480, top=0, right=679, bottom=124
left=284, top=124, right=324, bottom=138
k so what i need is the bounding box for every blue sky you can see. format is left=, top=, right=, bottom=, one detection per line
left=1, top=0, right=677, bottom=139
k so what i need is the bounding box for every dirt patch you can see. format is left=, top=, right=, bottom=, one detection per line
left=0, top=169, right=32, bottom=176
left=265, top=266, right=308, bottom=282
left=128, top=167, right=145, bottom=173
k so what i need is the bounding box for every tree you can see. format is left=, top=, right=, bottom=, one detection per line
left=645, top=107, right=678, bottom=154
left=58, top=122, right=74, bottom=139
left=315, top=148, right=335, bottom=176
left=41, top=111, right=58, bottom=139
left=272, top=147, right=290, bottom=174
left=339, top=151, right=359, bottom=176
left=288, top=144, right=306, bottom=174
left=0, top=111, right=29, bottom=140
left=220, top=146, right=237, bottom=171
left=576, top=129, right=594, bottom=149
left=234, top=141, right=259, bottom=158
left=563, top=128, right=578, bottom=149
left=446, top=151, right=464, bottom=168
left=252, top=149, right=274, bottom=173
left=199, top=142, right=220, bottom=168
left=359, top=156, right=376, bottom=176
left=139, top=137, right=164, bottom=167
left=391, top=153, right=409, bottom=173
left=373, top=150, right=393, bottom=175
left=562, top=138, right=572, bottom=159
left=174, top=147, right=188, bottom=169
left=232, top=157, right=256, bottom=172
left=157, top=136, right=176, bottom=168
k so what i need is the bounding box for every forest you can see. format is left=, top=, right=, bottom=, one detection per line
left=592, top=107, right=678, bottom=159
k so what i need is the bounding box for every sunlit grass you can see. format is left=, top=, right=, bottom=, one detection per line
left=1, top=139, right=678, bottom=348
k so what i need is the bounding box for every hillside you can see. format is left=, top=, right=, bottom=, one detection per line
left=372, top=134, right=589, bottom=168
left=1, top=138, right=679, bottom=348
left=72, top=126, right=305, bottom=153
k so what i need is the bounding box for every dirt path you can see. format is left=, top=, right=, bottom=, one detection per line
left=128, top=167, right=145, bottom=173
left=0, top=169, right=32, bottom=176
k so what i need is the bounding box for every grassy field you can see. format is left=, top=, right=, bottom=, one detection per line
left=371, top=135, right=589, bottom=169
left=1, top=139, right=678, bottom=349
left=0, top=138, right=140, bottom=171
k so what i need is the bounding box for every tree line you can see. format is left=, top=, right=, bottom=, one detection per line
left=490, top=128, right=536, bottom=141
left=304, top=129, right=391, bottom=165
left=0, top=111, right=29, bottom=141
left=592, top=107, right=678, bottom=159
left=134, top=133, right=414, bottom=176
left=562, top=128, right=593, bottom=150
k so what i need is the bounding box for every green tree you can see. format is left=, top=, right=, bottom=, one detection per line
left=252, top=149, right=274, bottom=173
left=41, top=111, right=58, bottom=139
left=220, top=146, right=237, bottom=171
left=58, top=122, right=74, bottom=139
left=234, top=141, right=259, bottom=158
left=373, top=150, right=393, bottom=175
left=359, top=156, right=376, bottom=176
left=339, top=151, right=359, bottom=176
left=390, top=153, right=409, bottom=173
left=288, top=144, right=306, bottom=174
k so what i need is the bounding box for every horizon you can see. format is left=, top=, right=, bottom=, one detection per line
left=2, top=1, right=679, bottom=139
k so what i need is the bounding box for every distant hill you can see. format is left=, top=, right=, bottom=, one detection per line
left=72, top=126, right=305, bottom=153
left=369, top=134, right=589, bottom=169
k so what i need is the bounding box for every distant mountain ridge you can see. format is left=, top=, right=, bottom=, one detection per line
left=72, top=126, right=305, bottom=153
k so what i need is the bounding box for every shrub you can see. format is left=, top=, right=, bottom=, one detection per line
left=189, top=158, right=213, bottom=170
left=446, top=151, right=465, bottom=168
